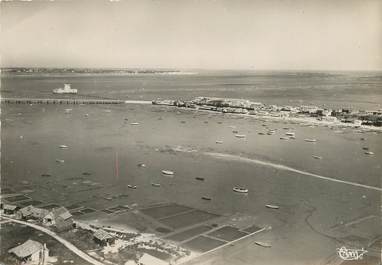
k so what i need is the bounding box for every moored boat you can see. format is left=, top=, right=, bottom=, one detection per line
left=304, top=138, right=317, bottom=142
left=312, top=155, right=322, bottom=160
left=151, top=183, right=161, bottom=187
left=201, top=196, right=212, bottom=201
left=265, top=204, right=279, bottom=209
left=59, top=145, right=68, bottom=149
left=364, top=151, right=374, bottom=155
left=254, top=241, right=272, bottom=248
left=195, top=177, right=205, bottom=181
left=233, top=187, right=248, bottom=193
left=235, top=134, right=246, bottom=138
left=162, top=170, right=174, bottom=175
left=127, top=185, right=137, bottom=189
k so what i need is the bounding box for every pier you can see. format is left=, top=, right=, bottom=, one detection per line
left=0, top=98, right=152, bottom=105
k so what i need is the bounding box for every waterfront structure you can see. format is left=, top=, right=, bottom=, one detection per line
left=42, top=207, right=73, bottom=231
left=17, top=206, right=49, bottom=220
left=3, top=204, right=19, bottom=215
left=8, top=239, right=49, bottom=265
left=93, top=229, right=115, bottom=246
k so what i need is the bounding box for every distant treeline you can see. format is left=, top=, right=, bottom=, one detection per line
left=1, top=67, right=180, bottom=74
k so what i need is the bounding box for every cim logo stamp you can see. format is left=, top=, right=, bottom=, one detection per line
left=337, top=246, right=367, bottom=261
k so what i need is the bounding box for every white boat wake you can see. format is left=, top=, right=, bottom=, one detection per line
left=204, top=152, right=382, bottom=192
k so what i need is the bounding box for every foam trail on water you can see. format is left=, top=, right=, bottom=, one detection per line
left=204, top=152, right=382, bottom=192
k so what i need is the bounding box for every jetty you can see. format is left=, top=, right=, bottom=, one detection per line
left=0, top=98, right=152, bottom=105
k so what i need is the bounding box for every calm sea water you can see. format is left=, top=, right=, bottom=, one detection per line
left=2, top=70, right=382, bottom=110
left=1, top=71, right=381, bottom=265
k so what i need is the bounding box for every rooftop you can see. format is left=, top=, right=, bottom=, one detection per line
left=8, top=240, right=43, bottom=258
left=94, top=229, right=114, bottom=241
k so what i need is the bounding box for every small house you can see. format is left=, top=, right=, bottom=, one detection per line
left=93, top=229, right=115, bottom=246
left=8, top=239, right=49, bottom=264
left=43, top=207, right=73, bottom=231
left=3, top=204, right=19, bottom=215
left=17, top=206, right=49, bottom=220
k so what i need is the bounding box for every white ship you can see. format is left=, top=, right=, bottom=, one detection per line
left=53, top=84, right=77, bottom=94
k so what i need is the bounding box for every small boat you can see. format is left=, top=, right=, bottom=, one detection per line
left=235, top=134, right=246, bottom=138
left=312, top=155, right=322, bottom=160
left=285, top=132, right=295, bottom=136
left=304, top=139, right=317, bottom=142
left=84, top=114, right=89, bottom=117
left=55, top=159, right=65, bottom=163
left=216, top=140, right=223, bottom=144
left=162, top=170, right=174, bottom=175
left=279, top=137, right=289, bottom=140
left=265, top=204, right=279, bottom=209
left=258, top=132, right=265, bottom=135
left=124, top=118, right=129, bottom=121
left=105, top=109, right=111, bottom=113
left=41, top=174, right=52, bottom=177
left=137, top=163, right=146, bottom=168
left=151, top=183, right=161, bottom=187
left=201, top=196, right=212, bottom=201
left=233, top=187, right=248, bottom=193
left=362, top=147, right=369, bottom=151
left=289, top=136, right=296, bottom=140
left=232, top=130, right=239, bottom=134
left=130, top=122, right=140, bottom=125
left=267, top=132, right=275, bottom=135
left=360, top=137, right=366, bottom=141
left=127, top=185, right=137, bottom=189
left=59, top=145, right=69, bottom=149
left=364, top=151, right=374, bottom=155
left=195, top=177, right=205, bottom=181
left=82, top=172, right=92, bottom=176
left=254, top=241, right=272, bottom=248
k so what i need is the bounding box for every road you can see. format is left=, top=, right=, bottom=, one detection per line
left=1, top=215, right=105, bottom=265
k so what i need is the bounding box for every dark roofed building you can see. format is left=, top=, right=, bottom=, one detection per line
left=93, top=229, right=115, bottom=246
left=43, top=207, right=73, bottom=231
left=3, top=204, right=19, bottom=215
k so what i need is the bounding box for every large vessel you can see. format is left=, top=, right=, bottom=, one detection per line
left=53, top=84, right=78, bottom=94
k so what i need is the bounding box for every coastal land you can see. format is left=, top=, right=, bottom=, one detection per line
left=1, top=70, right=381, bottom=265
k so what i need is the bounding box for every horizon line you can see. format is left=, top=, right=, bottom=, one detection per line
left=2, top=66, right=382, bottom=72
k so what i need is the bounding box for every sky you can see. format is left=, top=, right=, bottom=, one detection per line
left=1, top=0, right=381, bottom=70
